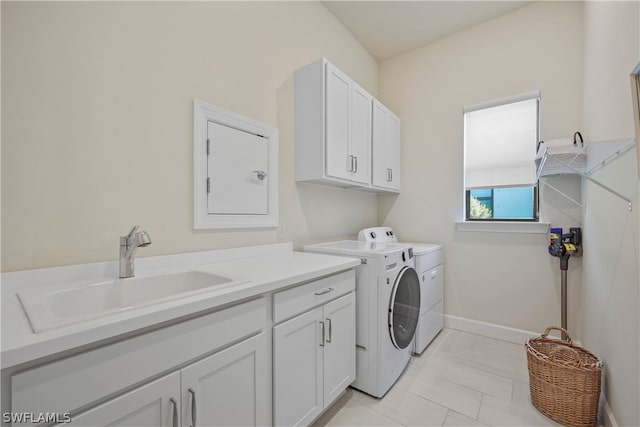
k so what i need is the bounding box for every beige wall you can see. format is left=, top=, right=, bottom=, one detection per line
left=581, top=2, right=639, bottom=425
left=1, top=1, right=379, bottom=271
left=377, top=1, right=585, bottom=335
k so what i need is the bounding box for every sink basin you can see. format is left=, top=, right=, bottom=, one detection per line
left=18, top=271, right=245, bottom=333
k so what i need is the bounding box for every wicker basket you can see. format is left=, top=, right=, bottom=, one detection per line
left=525, top=326, right=603, bottom=427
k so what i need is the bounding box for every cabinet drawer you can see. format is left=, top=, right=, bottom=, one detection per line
left=273, top=270, right=355, bottom=324
left=11, top=297, right=266, bottom=421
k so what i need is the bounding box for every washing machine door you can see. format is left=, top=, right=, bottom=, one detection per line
left=388, top=266, right=421, bottom=349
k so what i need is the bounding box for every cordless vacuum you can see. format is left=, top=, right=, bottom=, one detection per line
left=548, top=227, right=583, bottom=339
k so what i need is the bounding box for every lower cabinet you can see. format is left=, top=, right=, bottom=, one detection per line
left=322, top=294, right=356, bottom=406
left=63, top=372, right=180, bottom=427
left=273, top=292, right=355, bottom=426
left=58, top=332, right=268, bottom=427
left=182, top=332, right=268, bottom=427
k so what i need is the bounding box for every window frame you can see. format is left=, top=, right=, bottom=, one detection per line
left=463, top=91, right=540, bottom=222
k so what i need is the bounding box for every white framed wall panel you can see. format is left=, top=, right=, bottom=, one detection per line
left=194, top=100, right=278, bottom=229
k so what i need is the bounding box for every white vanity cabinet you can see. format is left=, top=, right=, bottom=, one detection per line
left=372, top=100, right=401, bottom=192
left=11, top=298, right=269, bottom=427
left=272, top=271, right=356, bottom=426
left=295, top=58, right=372, bottom=188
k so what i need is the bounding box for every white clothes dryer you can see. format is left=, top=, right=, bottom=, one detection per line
left=358, top=227, right=444, bottom=354
left=303, top=241, right=420, bottom=397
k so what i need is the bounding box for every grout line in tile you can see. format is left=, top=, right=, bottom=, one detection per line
left=475, top=393, right=484, bottom=421
left=441, top=409, right=449, bottom=427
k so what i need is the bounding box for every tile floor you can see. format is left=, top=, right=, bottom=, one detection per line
left=312, top=329, right=566, bottom=427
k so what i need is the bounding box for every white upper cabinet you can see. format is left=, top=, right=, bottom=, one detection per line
left=372, top=100, right=401, bottom=192
left=296, top=58, right=394, bottom=192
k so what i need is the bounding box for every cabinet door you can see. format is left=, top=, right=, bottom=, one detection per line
left=350, top=85, right=372, bottom=185
left=325, top=63, right=351, bottom=181
left=273, top=307, right=324, bottom=427
left=388, top=112, right=401, bottom=191
left=181, top=333, right=268, bottom=427
left=322, top=292, right=356, bottom=407
left=372, top=101, right=390, bottom=188
left=372, top=100, right=401, bottom=191
left=207, top=120, right=269, bottom=215
left=60, top=372, right=180, bottom=427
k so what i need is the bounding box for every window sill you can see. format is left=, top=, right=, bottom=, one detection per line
left=455, top=221, right=550, bottom=234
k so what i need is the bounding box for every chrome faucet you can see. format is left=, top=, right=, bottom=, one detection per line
left=119, top=226, right=151, bottom=278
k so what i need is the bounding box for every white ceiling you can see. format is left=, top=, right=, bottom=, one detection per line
left=322, top=1, right=533, bottom=61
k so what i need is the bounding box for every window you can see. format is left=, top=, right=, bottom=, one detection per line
left=464, top=92, right=539, bottom=221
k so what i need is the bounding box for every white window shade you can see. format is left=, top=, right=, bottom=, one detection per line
left=464, top=97, right=538, bottom=189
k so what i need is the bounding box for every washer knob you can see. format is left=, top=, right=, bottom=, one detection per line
left=370, top=232, right=376, bottom=239
left=401, top=251, right=406, bottom=262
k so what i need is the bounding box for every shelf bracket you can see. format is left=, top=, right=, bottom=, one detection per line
left=539, top=180, right=583, bottom=208
left=545, top=154, right=632, bottom=211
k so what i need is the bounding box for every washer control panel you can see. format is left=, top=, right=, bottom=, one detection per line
left=358, top=226, right=397, bottom=244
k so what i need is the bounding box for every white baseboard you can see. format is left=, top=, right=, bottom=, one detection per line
left=602, top=399, right=619, bottom=427
left=444, top=314, right=543, bottom=345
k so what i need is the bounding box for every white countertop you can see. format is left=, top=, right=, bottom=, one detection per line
left=1, top=243, right=360, bottom=369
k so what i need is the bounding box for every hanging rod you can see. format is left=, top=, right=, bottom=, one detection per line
left=584, top=138, right=635, bottom=176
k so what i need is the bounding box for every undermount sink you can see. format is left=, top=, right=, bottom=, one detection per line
left=18, top=271, right=245, bottom=333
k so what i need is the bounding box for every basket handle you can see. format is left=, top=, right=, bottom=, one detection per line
left=541, top=326, right=573, bottom=346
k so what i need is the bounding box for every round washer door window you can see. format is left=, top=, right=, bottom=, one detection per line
left=388, top=266, right=421, bottom=349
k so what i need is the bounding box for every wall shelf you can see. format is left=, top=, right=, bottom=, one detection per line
left=536, top=138, right=636, bottom=210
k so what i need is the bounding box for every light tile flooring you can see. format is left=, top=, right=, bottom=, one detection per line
left=312, top=329, right=565, bottom=427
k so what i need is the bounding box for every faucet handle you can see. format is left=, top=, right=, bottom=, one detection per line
left=126, top=226, right=140, bottom=239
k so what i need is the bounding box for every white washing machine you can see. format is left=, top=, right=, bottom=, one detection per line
left=358, top=227, right=444, bottom=354
left=303, top=240, right=420, bottom=398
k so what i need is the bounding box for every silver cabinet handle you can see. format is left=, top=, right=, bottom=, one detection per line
left=387, top=168, right=392, bottom=182
left=390, top=168, right=393, bottom=182
left=253, top=170, right=267, bottom=181
left=319, top=321, right=325, bottom=347
left=315, top=287, right=334, bottom=296
left=353, top=156, right=358, bottom=173
left=348, top=155, right=354, bottom=172
left=326, top=318, right=332, bottom=343
left=188, top=388, right=197, bottom=427
left=169, top=398, right=178, bottom=427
